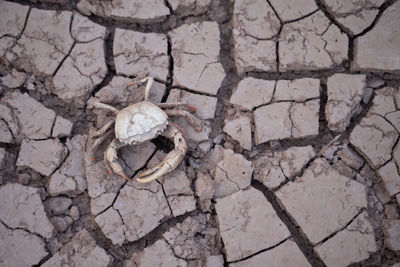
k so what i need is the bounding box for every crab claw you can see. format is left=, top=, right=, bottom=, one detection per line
left=183, top=103, right=196, bottom=113
left=105, top=139, right=131, bottom=181
left=136, top=123, right=187, bottom=183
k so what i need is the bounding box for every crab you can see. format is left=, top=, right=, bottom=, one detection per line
left=89, top=77, right=202, bottom=183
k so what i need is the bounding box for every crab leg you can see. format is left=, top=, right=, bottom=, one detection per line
left=140, top=77, right=197, bottom=113
left=158, top=102, right=197, bottom=113
left=87, top=127, right=114, bottom=161
left=90, top=130, right=113, bottom=153
left=164, top=109, right=202, bottom=132
left=136, top=123, right=187, bottom=183
left=105, top=138, right=131, bottom=181
left=93, top=101, right=119, bottom=115
left=93, top=119, right=115, bottom=138
left=141, top=77, right=154, bottom=100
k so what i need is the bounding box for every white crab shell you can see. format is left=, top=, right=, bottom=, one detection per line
left=115, top=101, right=168, bottom=145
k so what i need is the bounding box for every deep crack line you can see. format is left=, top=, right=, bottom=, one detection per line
left=211, top=0, right=241, bottom=145
left=353, top=0, right=398, bottom=38
left=314, top=0, right=352, bottom=36
left=87, top=26, right=116, bottom=99
left=161, top=34, right=174, bottom=103
left=251, top=180, right=326, bottom=267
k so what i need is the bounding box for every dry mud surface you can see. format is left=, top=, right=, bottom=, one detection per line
left=0, top=0, right=400, bottom=266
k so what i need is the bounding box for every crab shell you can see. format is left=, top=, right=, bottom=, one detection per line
left=115, top=101, right=168, bottom=145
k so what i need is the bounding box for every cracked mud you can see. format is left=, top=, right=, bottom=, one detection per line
left=0, top=0, right=400, bottom=266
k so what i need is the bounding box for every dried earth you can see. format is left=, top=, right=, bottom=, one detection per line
left=0, top=0, right=399, bottom=266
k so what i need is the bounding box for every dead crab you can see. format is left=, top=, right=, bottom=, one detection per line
left=89, top=77, right=202, bottom=183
